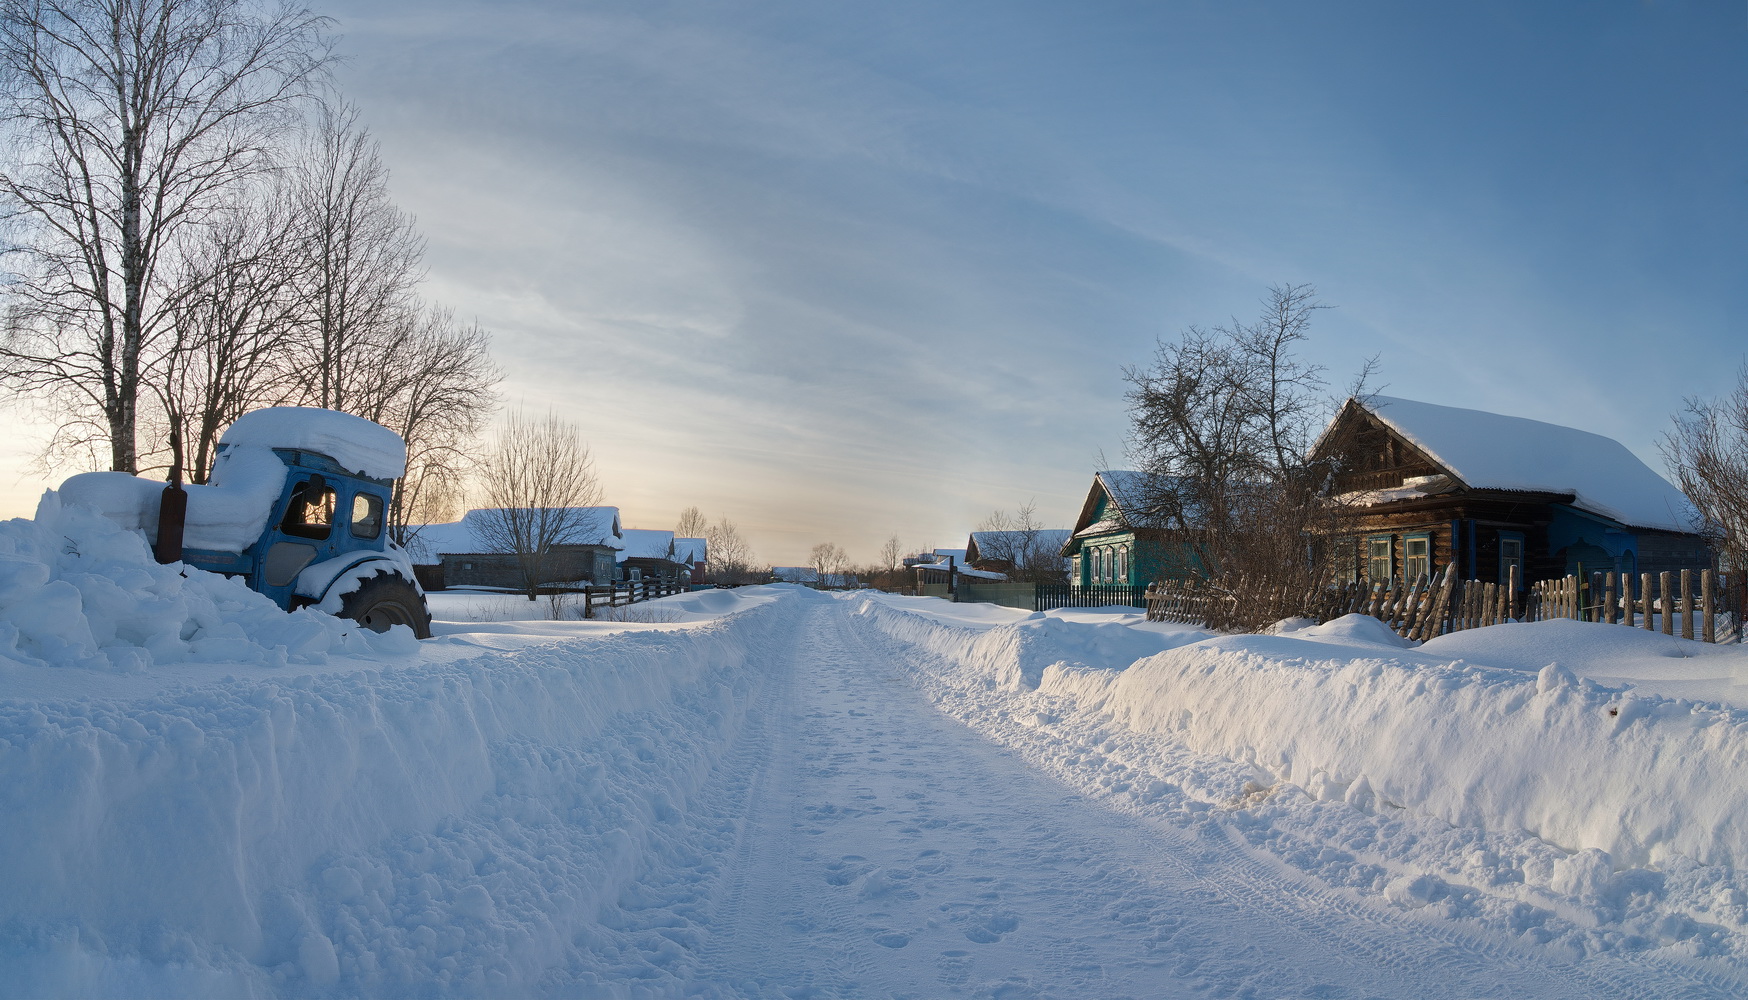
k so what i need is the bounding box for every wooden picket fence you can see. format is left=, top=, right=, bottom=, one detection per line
left=1145, top=567, right=1744, bottom=642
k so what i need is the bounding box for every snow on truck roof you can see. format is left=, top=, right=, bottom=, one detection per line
left=1348, top=395, right=1697, bottom=534
left=219, top=407, right=406, bottom=481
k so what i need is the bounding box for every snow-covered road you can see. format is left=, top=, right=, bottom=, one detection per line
left=553, top=591, right=1733, bottom=997
left=7, top=563, right=1747, bottom=997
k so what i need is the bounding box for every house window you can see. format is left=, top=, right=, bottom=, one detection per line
left=1116, top=546, right=1129, bottom=584
left=1403, top=533, right=1431, bottom=582
left=1095, top=547, right=1107, bottom=583
left=1333, top=538, right=1358, bottom=584
left=461, top=561, right=474, bottom=570
left=1366, top=535, right=1393, bottom=583
left=1499, top=533, right=1524, bottom=588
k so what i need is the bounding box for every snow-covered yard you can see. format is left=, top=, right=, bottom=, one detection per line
left=3, top=503, right=1747, bottom=996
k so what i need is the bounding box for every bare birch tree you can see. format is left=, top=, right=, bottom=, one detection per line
left=158, top=185, right=305, bottom=481
left=473, top=410, right=603, bottom=600
left=287, top=100, right=421, bottom=411
left=0, top=0, right=330, bottom=472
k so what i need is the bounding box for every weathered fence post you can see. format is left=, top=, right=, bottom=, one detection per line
left=1703, top=569, right=1717, bottom=643
left=1660, top=571, right=1674, bottom=635
left=1641, top=573, right=1654, bottom=631
left=1681, top=569, right=1695, bottom=641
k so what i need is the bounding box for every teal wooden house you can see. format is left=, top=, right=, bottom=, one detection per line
left=1060, top=471, right=1197, bottom=586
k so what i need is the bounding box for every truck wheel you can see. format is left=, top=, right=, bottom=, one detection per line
left=341, top=573, right=432, bottom=639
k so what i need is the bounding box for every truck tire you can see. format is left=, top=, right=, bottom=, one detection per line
left=340, top=573, right=432, bottom=639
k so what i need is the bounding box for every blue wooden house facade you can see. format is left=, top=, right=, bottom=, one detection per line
left=1060, top=471, right=1199, bottom=587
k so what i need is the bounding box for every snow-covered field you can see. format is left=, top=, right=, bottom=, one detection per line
left=3, top=504, right=1748, bottom=996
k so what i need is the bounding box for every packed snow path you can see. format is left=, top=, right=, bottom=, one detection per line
left=560, top=592, right=1731, bottom=997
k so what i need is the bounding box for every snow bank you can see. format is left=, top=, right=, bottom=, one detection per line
left=853, top=594, right=1748, bottom=962
left=0, top=583, right=783, bottom=994
left=58, top=444, right=289, bottom=553
left=853, top=597, right=1208, bottom=691
left=219, top=406, right=406, bottom=481
left=0, top=493, right=404, bottom=674
left=852, top=596, right=1748, bottom=870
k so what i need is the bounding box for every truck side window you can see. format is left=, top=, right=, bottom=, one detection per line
left=351, top=493, right=384, bottom=540
left=282, top=479, right=336, bottom=540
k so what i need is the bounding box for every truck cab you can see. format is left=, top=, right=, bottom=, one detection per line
left=59, top=408, right=431, bottom=637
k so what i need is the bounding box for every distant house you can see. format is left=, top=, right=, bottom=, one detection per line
left=1311, top=396, right=1711, bottom=587
left=771, top=567, right=860, bottom=588
left=617, top=529, right=692, bottom=583
left=408, top=507, right=624, bottom=590
left=1060, top=471, right=1197, bottom=587
left=964, top=529, right=1071, bottom=581
left=674, top=536, right=709, bottom=585
left=910, top=549, right=1005, bottom=591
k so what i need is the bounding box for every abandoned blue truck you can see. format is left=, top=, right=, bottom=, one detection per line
left=58, top=407, right=432, bottom=638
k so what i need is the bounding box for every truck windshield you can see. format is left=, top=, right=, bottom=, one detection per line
left=281, top=479, right=335, bottom=540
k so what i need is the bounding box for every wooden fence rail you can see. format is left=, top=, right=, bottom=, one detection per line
left=1145, top=567, right=1745, bottom=642
left=523, top=579, right=689, bottom=617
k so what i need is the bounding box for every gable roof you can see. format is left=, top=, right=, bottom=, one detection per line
left=1067, top=470, right=1177, bottom=545
left=406, top=506, right=622, bottom=562
left=1321, top=396, right=1697, bottom=533
left=617, top=528, right=677, bottom=563
left=673, top=536, right=708, bottom=565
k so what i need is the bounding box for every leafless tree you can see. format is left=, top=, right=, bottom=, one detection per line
left=1665, top=365, right=1748, bottom=575
left=0, top=0, right=331, bottom=472
left=705, top=515, right=753, bottom=584
left=157, top=185, right=306, bottom=481
left=975, top=500, right=1066, bottom=583
left=879, top=534, right=902, bottom=573
left=1123, top=283, right=1362, bottom=630
left=809, top=542, right=847, bottom=587
left=675, top=506, right=708, bottom=539
left=338, top=305, right=498, bottom=540
left=287, top=100, right=422, bottom=412
left=472, top=410, right=603, bottom=600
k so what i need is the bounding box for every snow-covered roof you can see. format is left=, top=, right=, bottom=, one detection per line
left=967, top=530, right=1072, bottom=559
left=219, top=407, right=406, bottom=481
left=406, top=507, right=623, bottom=563
left=616, top=528, right=677, bottom=563
left=1349, top=396, right=1697, bottom=533
left=673, top=537, right=708, bottom=565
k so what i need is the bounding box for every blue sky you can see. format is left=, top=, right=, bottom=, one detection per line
left=4, top=0, right=1742, bottom=566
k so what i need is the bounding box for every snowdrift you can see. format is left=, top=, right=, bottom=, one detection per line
left=0, top=494, right=404, bottom=675
left=0, top=491, right=786, bottom=994
left=852, top=598, right=1748, bottom=871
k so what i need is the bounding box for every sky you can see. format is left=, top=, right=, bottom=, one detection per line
left=2, top=0, right=1743, bottom=566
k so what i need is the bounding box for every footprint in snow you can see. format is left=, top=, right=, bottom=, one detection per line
left=964, top=911, right=1021, bottom=944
